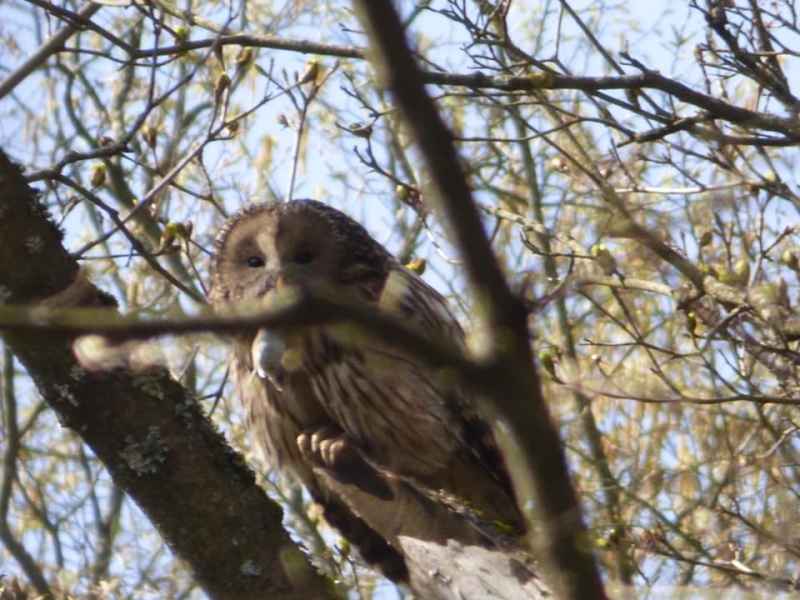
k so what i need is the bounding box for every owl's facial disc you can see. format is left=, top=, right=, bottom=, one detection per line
left=210, top=201, right=387, bottom=309
left=230, top=227, right=333, bottom=303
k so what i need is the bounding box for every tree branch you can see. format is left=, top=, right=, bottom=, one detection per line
left=309, top=452, right=551, bottom=599
left=0, top=1, right=102, bottom=101
left=0, top=349, right=52, bottom=597
left=129, top=35, right=797, bottom=141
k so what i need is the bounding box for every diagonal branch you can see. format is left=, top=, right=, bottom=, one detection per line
left=0, top=1, right=102, bottom=101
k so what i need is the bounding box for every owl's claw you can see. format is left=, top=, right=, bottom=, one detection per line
left=298, top=425, right=356, bottom=470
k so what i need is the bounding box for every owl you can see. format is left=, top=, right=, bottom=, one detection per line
left=209, top=199, right=523, bottom=578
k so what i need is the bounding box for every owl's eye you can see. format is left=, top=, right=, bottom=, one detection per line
left=293, top=250, right=314, bottom=265
left=247, top=256, right=265, bottom=268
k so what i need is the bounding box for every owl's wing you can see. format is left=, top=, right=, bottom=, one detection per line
left=378, top=265, right=467, bottom=351
left=308, top=264, right=524, bottom=530
left=382, top=266, right=523, bottom=527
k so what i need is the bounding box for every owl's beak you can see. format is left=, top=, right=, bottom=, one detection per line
left=274, top=267, right=309, bottom=290
left=255, top=271, right=300, bottom=306
left=248, top=270, right=279, bottom=300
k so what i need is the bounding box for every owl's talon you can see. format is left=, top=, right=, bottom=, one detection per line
left=298, top=425, right=356, bottom=469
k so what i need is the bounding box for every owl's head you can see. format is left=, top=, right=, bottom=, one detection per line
left=209, top=200, right=392, bottom=305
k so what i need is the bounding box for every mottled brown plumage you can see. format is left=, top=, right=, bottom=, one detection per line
left=209, top=199, right=523, bottom=578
